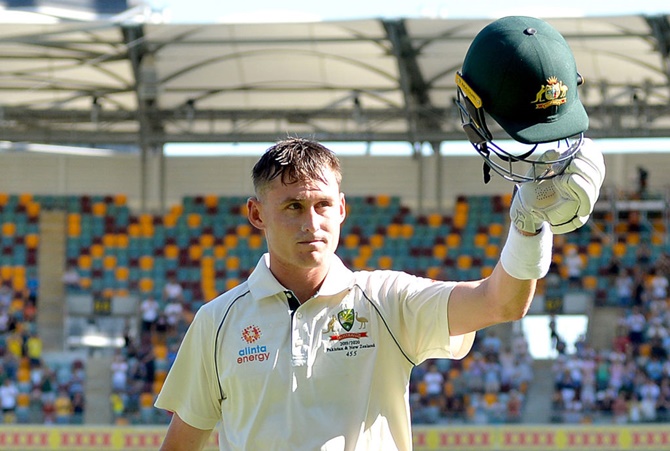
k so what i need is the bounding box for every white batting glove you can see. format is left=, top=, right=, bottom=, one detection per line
left=510, top=138, right=605, bottom=235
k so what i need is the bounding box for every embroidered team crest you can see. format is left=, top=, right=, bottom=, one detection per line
left=337, top=309, right=355, bottom=332
left=532, top=76, right=568, bottom=109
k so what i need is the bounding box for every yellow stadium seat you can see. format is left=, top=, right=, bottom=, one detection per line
left=0, top=193, right=8, bottom=206
left=369, top=234, right=384, bottom=249
left=485, top=244, right=499, bottom=259
left=344, top=234, right=359, bottom=249
left=400, top=224, right=414, bottom=238
left=201, top=256, right=214, bottom=269
left=446, top=233, right=461, bottom=248
left=139, top=256, right=153, bottom=271
left=586, top=242, right=602, bottom=258
left=90, top=244, right=104, bottom=259
left=457, top=255, right=472, bottom=270
left=214, top=245, right=227, bottom=259
left=1, top=223, right=16, bottom=236
left=352, top=256, right=368, bottom=269
left=164, top=244, right=179, bottom=259
left=427, top=213, right=443, bottom=228
left=189, top=245, right=202, bottom=261
left=26, top=202, right=40, bottom=219
left=103, top=255, right=117, bottom=270
left=139, top=213, right=153, bottom=225
left=18, top=193, right=32, bottom=205
left=453, top=212, right=467, bottom=229
left=127, top=223, right=141, bottom=237
left=12, top=276, right=25, bottom=291
left=359, top=245, right=373, bottom=259
left=115, top=267, right=129, bottom=281
left=378, top=255, right=393, bottom=270
left=501, top=192, right=513, bottom=208
left=140, top=223, right=154, bottom=238
left=248, top=234, right=264, bottom=250
left=25, top=234, right=39, bottom=249
left=426, top=267, right=442, bottom=280
left=139, top=278, right=154, bottom=293
left=92, top=202, right=106, bottom=216
left=78, top=255, right=92, bottom=270
left=200, top=234, right=215, bottom=248
left=626, top=233, right=640, bottom=246
left=474, top=233, right=488, bottom=247
left=386, top=224, right=401, bottom=239
left=163, top=213, right=177, bottom=228
left=613, top=241, right=627, bottom=258
left=114, top=194, right=127, bottom=206
left=481, top=266, right=494, bottom=278
left=376, top=194, right=391, bottom=208
left=79, top=277, right=91, bottom=289
left=433, top=244, right=448, bottom=259
left=224, top=234, right=238, bottom=248
left=0, top=266, right=12, bottom=281
left=237, top=224, right=252, bottom=237
left=583, top=275, right=598, bottom=290
left=204, top=194, right=218, bottom=208
left=226, top=256, right=240, bottom=271
left=170, top=204, right=183, bottom=216
left=187, top=213, right=201, bottom=228
left=114, top=234, right=127, bottom=248
left=67, top=223, right=81, bottom=238
left=488, top=223, right=504, bottom=237
left=101, top=234, right=115, bottom=248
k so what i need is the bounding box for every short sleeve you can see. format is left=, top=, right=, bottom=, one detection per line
left=154, top=308, right=222, bottom=430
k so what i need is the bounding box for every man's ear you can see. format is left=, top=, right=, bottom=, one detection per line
left=339, top=192, right=346, bottom=224
left=247, top=196, right=264, bottom=230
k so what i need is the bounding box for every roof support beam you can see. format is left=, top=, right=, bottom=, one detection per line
left=122, top=24, right=167, bottom=213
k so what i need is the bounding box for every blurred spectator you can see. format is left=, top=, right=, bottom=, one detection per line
left=162, top=276, right=184, bottom=303
left=615, top=269, right=635, bottom=307
left=0, top=377, right=18, bottom=423
left=54, top=389, right=73, bottom=424
left=563, top=247, right=584, bottom=289
left=140, top=295, right=160, bottom=333
left=163, top=299, right=184, bottom=337
left=111, top=350, right=129, bottom=392
left=61, top=266, right=80, bottom=291
left=422, top=363, right=444, bottom=402
left=26, top=332, right=42, bottom=366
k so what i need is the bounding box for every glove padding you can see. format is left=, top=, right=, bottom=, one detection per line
left=510, top=138, right=605, bottom=235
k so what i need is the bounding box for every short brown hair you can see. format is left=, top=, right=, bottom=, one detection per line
left=252, top=137, right=342, bottom=195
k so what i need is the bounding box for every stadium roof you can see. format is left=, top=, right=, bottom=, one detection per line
left=0, top=14, right=668, bottom=153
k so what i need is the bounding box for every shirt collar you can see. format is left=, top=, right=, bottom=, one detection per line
left=248, top=253, right=354, bottom=301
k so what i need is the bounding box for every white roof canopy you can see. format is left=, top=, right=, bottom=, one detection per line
left=0, top=15, right=668, bottom=150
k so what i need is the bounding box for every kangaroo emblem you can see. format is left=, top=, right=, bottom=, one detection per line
left=323, top=315, right=337, bottom=334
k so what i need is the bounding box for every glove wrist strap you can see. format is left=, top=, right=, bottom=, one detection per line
left=500, top=223, right=553, bottom=280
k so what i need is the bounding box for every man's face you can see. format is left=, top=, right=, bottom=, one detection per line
left=248, top=169, right=346, bottom=277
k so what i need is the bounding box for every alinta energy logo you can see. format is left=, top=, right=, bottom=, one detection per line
left=238, top=325, right=269, bottom=364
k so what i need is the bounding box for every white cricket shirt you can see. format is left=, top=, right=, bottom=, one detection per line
left=155, top=254, right=475, bottom=451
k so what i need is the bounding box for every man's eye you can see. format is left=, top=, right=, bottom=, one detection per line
left=287, top=203, right=302, bottom=210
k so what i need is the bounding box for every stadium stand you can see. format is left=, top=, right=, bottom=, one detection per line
left=1, top=190, right=670, bottom=426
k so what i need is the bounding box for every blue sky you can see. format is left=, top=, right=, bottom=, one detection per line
left=150, top=0, right=670, bottom=23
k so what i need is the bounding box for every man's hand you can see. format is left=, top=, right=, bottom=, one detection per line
left=510, top=138, right=605, bottom=235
